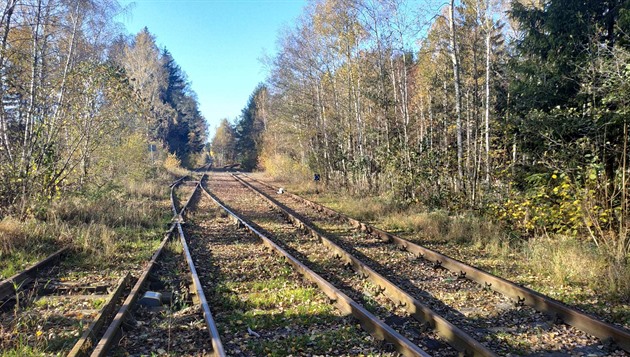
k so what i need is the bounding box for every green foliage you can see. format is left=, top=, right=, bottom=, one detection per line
left=495, top=172, right=583, bottom=235
left=163, top=152, right=183, bottom=172
left=234, top=84, right=267, bottom=171
left=161, top=50, right=208, bottom=165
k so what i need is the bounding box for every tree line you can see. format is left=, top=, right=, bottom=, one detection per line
left=214, top=0, right=630, bottom=257
left=0, top=0, right=207, bottom=215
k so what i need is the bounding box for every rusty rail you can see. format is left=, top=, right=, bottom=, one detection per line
left=175, top=175, right=225, bottom=356
left=200, top=180, right=430, bottom=357
left=241, top=174, right=630, bottom=352
left=91, top=175, right=225, bottom=357
left=90, top=227, right=175, bottom=356
left=233, top=173, right=495, bottom=357
left=68, top=273, right=131, bottom=357
left=0, top=247, right=68, bottom=303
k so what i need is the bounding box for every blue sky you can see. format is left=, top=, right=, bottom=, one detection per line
left=116, top=0, right=307, bottom=136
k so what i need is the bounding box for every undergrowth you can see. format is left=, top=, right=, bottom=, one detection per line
left=0, top=171, right=172, bottom=278
left=262, top=173, right=630, bottom=306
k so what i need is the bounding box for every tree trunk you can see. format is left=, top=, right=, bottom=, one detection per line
left=48, top=0, right=81, bottom=145
left=449, top=0, right=464, bottom=192
left=484, top=18, right=492, bottom=186
left=0, top=0, right=17, bottom=163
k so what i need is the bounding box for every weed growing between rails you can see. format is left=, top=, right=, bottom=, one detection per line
left=186, top=183, right=400, bottom=356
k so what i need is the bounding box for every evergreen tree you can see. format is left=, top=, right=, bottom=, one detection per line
left=235, top=84, right=268, bottom=171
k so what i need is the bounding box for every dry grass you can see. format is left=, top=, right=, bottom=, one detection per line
left=322, top=194, right=393, bottom=222
left=0, top=171, right=172, bottom=279
left=293, top=182, right=628, bottom=300
left=53, top=222, right=116, bottom=259
left=0, top=217, right=28, bottom=255
left=0, top=217, right=67, bottom=278
left=126, top=180, right=166, bottom=200
left=49, top=194, right=164, bottom=229
left=525, top=236, right=630, bottom=298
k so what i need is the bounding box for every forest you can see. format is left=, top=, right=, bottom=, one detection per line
left=213, top=0, right=630, bottom=295
left=0, top=0, right=207, bottom=217
left=0, top=0, right=628, bottom=299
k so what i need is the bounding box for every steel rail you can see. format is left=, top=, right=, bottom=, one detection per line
left=90, top=226, right=176, bottom=356
left=0, top=247, right=68, bottom=303
left=169, top=175, right=187, bottom=188
left=232, top=173, right=495, bottom=357
left=199, top=180, right=430, bottom=357
left=91, top=175, right=225, bottom=357
left=241, top=174, right=630, bottom=352
left=175, top=174, right=225, bottom=356
left=67, top=273, right=131, bottom=357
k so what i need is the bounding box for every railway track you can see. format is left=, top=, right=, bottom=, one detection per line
left=4, top=169, right=627, bottom=356
left=235, top=173, right=630, bottom=352
left=204, top=170, right=630, bottom=356
left=91, top=176, right=223, bottom=356
left=0, top=175, right=223, bottom=356
left=0, top=245, right=131, bottom=356
left=182, top=176, right=418, bottom=355
left=204, top=173, right=468, bottom=356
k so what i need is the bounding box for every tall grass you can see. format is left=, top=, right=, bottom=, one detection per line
left=0, top=217, right=28, bottom=255
left=525, top=236, right=630, bottom=298
left=260, top=154, right=310, bottom=183
left=0, top=217, right=64, bottom=278
left=0, top=173, right=172, bottom=278
left=295, top=185, right=629, bottom=300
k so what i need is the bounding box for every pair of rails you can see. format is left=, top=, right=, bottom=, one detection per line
left=1, top=172, right=628, bottom=356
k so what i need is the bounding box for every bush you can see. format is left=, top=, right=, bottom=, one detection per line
left=260, top=154, right=310, bottom=183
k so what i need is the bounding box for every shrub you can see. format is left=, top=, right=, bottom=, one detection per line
left=260, top=154, right=310, bottom=183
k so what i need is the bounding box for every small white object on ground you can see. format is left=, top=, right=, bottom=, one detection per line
left=247, top=326, right=260, bottom=337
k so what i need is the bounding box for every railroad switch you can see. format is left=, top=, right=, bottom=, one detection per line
left=172, top=214, right=184, bottom=224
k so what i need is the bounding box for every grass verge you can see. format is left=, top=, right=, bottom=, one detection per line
left=0, top=169, right=175, bottom=356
